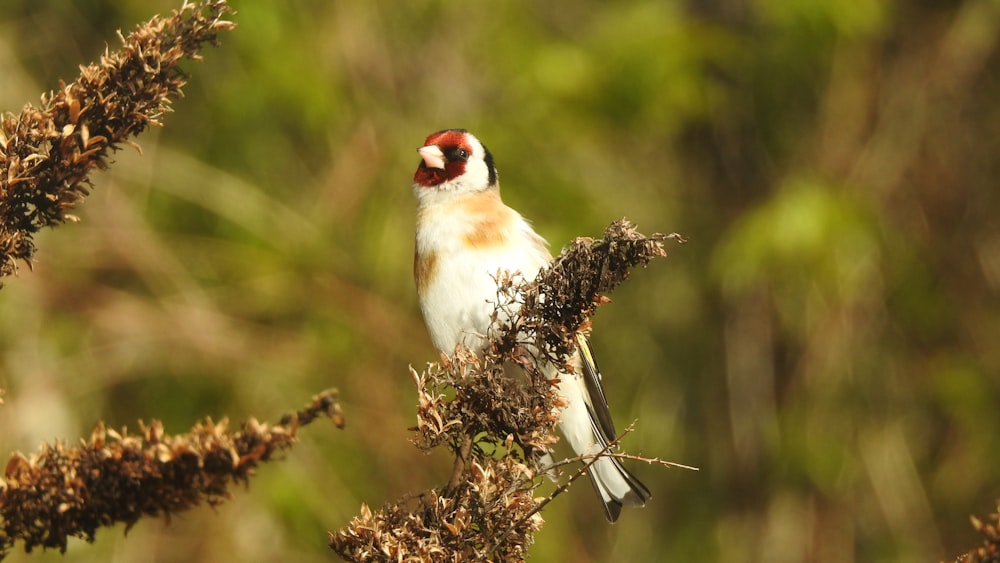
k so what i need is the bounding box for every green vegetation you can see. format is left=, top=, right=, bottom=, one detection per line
left=1, top=0, right=998, bottom=561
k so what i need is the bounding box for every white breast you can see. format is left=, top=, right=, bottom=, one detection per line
left=415, top=193, right=550, bottom=352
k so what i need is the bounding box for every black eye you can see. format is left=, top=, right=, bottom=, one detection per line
left=444, top=147, right=470, bottom=162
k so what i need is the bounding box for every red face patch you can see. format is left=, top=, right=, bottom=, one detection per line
left=413, top=130, right=473, bottom=188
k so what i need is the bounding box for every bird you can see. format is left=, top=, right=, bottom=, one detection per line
left=410, top=128, right=650, bottom=521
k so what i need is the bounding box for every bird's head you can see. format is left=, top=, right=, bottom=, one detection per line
left=413, top=129, right=498, bottom=196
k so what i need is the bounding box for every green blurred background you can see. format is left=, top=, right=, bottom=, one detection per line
left=1, top=0, right=999, bottom=561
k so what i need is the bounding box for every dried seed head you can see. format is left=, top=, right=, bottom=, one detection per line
left=0, top=0, right=236, bottom=282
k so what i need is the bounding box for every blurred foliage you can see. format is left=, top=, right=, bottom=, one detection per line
left=0, top=0, right=999, bottom=561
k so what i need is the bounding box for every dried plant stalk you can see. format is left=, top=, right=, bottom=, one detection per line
left=330, top=220, right=683, bottom=562
left=0, top=389, right=342, bottom=557
left=0, top=0, right=235, bottom=281
left=952, top=501, right=1000, bottom=563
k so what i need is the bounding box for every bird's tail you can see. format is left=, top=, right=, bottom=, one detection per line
left=586, top=450, right=651, bottom=522
left=559, top=335, right=652, bottom=522
left=555, top=367, right=652, bottom=522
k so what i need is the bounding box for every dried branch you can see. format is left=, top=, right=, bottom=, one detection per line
left=0, top=388, right=342, bottom=557
left=951, top=501, right=1000, bottom=563
left=330, top=220, right=686, bottom=562
left=0, top=0, right=236, bottom=281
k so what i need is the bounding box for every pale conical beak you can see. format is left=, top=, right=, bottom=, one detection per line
left=417, top=145, right=446, bottom=170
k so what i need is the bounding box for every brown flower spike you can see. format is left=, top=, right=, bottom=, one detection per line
left=953, top=501, right=1000, bottom=563
left=0, top=0, right=236, bottom=281
left=0, top=389, right=343, bottom=556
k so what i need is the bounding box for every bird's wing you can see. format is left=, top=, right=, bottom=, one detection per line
left=575, top=332, right=618, bottom=444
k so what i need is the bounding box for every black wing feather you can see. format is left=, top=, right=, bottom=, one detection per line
left=576, top=333, right=618, bottom=443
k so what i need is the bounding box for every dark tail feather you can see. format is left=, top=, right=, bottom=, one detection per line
left=588, top=454, right=651, bottom=522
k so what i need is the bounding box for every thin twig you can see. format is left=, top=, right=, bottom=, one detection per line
left=483, top=423, right=639, bottom=560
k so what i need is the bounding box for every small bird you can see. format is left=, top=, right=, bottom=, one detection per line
left=411, top=128, right=650, bottom=521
